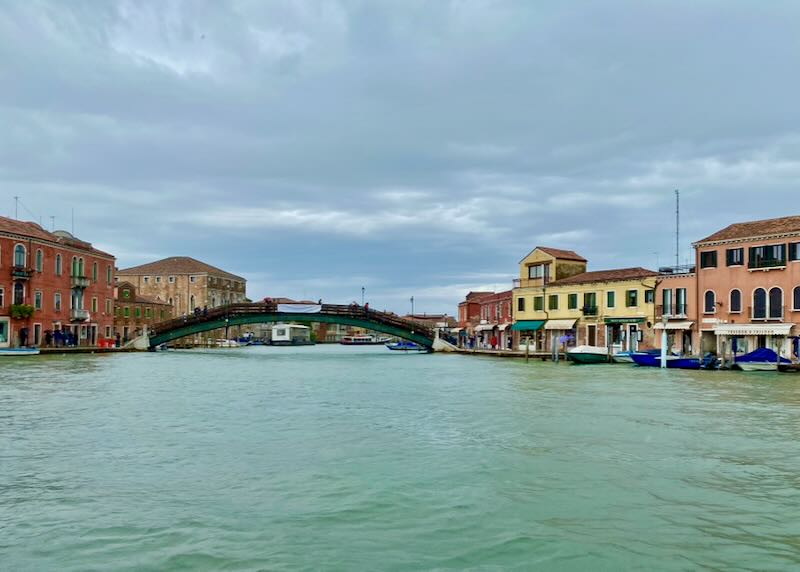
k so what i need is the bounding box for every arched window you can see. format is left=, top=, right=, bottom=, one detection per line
left=55, top=254, right=62, bottom=276
left=35, top=249, right=43, bottom=272
left=78, top=258, right=84, bottom=277
left=71, top=257, right=78, bottom=276
left=14, top=282, right=24, bottom=305
left=729, top=289, right=742, bottom=313
left=704, top=290, right=716, bottom=313
left=753, top=288, right=767, bottom=319
left=14, top=244, right=26, bottom=267
left=794, top=286, right=800, bottom=311
left=769, top=287, right=783, bottom=319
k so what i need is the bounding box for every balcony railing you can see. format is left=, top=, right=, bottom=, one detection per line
left=71, top=275, right=90, bottom=289
left=512, top=278, right=521, bottom=288
left=658, top=264, right=696, bottom=275
left=748, top=305, right=785, bottom=321
left=70, top=308, right=90, bottom=322
left=656, top=304, right=688, bottom=318
left=582, top=305, right=598, bottom=316
left=749, top=258, right=786, bottom=270
left=11, top=265, right=32, bottom=280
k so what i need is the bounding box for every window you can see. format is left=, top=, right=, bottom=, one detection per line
left=568, top=293, right=578, bottom=310
left=145, top=308, right=152, bottom=319
left=54, top=292, right=61, bottom=311
left=517, top=297, right=525, bottom=312
left=115, top=307, right=121, bottom=318
left=123, top=307, right=130, bottom=318
left=730, top=289, right=742, bottom=313
left=583, top=292, right=597, bottom=313
left=155, top=276, right=162, bottom=284
left=769, top=288, right=783, bottom=319
left=790, top=243, right=800, bottom=262
left=122, top=289, right=130, bottom=298
left=168, top=276, right=175, bottom=283
left=704, top=290, right=716, bottom=313
left=143, top=276, right=149, bottom=284
left=78, top=258, right=84, bottom=276
left=34, top=291, right=42, bottom=310
left=753, top=288, right=767, bottom=319
left=626, top=289, right=638, bottom=307
left=160, top=310, right=166, bottom=319
left=107, top=265, right=112, bottom=284
left=55, top=254, right=62, bottom=276
left=105, top=326, right=111, bottom=338
left=533, top=296, right=544, bottom=311
left=35, top=249, right=43, bottom=272
left=527, top=264, right=549, bottom=280
left=0, top=288, right=4, bottom=307
left=676, top=288, right=687, bottom=315
left=14, top=283, right=24, bottom=305
left=700, top=251, right=717, bottom=268
left=645, top=290, right=655, bottom=304
left=14, top=244, right=26, bottom=267
left=190, top=295, right=196, bottom=311
left=190, top=276, right=196, bottom=283
left=105, top=299, right=111, bottom=314
left=662, top=289, right=673, bottom=315
left=92, top=297, right=98, bottom=313
left=749, top=244, right=786, bottom=269
left=607, top=291, right=616, bottom=308
left=92, top=262, right=98, bottom=283
left=794, top=286, right=800, bottom=310
left=71, top=257, right=78, bottom=276
left=726, top=248, right=744, bottom=266
left=135, top=307, right=141, bottom=318
left=548, top=294, right=558, bottom=310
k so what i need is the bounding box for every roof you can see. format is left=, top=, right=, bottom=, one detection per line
left=116, top=281, right=172, bottom=306
left=519, top=246, right=587, bottom=263
left=551, top=267, right=659, bottom=286
left=695, top=215, right=800, bottom=244
left=118, top=256, right=245, bottom=282
left=477, top=290, right=512, bottom=304
left=0, top=215, right=115, bottom=258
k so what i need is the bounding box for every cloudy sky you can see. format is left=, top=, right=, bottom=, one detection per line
left=2, top=1, right=799, bottom=314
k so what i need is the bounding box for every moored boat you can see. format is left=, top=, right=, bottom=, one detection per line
left=631, top=352, right=701, bottom=369
left=567, top=345, right=610, bottom=364
left=340, top=335, right=391, bottom=346
left=778, top=363, right=800, bottom=373
left=0, top=347, right=41, bottom=356
left=613, top=349, right=660, bottom=363
left=734, top=348, right=791, bottom=371
left=215, top=339, right=241, bottom=348
left=385, top=341, right=428, bottom=352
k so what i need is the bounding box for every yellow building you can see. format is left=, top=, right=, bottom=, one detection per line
left=513, top=247, right=660, bottom=353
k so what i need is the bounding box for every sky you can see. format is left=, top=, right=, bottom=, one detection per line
left=2, top=1, right=800, bottom=315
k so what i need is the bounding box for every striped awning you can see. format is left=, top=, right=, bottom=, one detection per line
left=475, top=324, right=497, bottom=332
left=714, top=323, right=794, bottom=336
left=544, top=319, right=577, bottom=330
left=655, top=321, right=694, bottom=331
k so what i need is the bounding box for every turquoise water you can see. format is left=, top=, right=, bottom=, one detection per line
left=2, top=346, right=800, bottom=571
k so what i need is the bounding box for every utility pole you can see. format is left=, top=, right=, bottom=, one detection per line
left=14, top=196, right=19, bottom=219
left=410, top=296, right=415, bottom=317
left=675, top=189, right=680, bottom=268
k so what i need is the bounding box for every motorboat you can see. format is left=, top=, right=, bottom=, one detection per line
left=612, top=349, right=660, bottom=363
left=734, top=348, right=791, bottom=371
left=631, top=352, right=701, bottom=369
left=566, top=345, right=610, bottom=364
left=0, top=347, right=41, bottom=356
left=340, top=335, right=391, bottom=346
left=385, top=341, right=428, bottom=352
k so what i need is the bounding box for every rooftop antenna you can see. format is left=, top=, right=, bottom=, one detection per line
left=14, top=196, right=19, bottom=219
left=71, top=207, right=75, bottom=235
left=675, top=189, right=680, bottom=268
left=50, top=216, right=55, bottom=231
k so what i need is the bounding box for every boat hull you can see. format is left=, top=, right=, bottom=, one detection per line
left=567, top=346, right=610, bottom=364
left=631, top=353, right=701, bottom=369
left=385, top=342, right=427, bottom=352
left=736, top=362, right=782, bottom=372
left=0, top=348, right=40, bottom=356
left=778, top=363, right=800, bottom=373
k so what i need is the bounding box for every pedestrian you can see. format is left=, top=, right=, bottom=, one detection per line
left=19, top=327, right=29, bottom=348
left=115, top=332, right=121, bottom=348
left=364, top=302, right=369, bottom=312
left=490, top=335, right=498, bottom=350
left=44, top=330, right=52, bottom=347
left=203, top=305, right=208, bottom=317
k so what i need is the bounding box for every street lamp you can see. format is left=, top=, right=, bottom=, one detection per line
left=410, top=296, right=415, bottom=317
left=361, top=286, right=365, bottom=306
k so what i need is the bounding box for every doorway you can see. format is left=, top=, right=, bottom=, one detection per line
left=587, top=324, right=597, bottom=346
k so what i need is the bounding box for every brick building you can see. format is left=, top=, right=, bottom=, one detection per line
left=117, top=256, right=247, bottom=316
left=0, top=216, right=116, bottom=348
left=114, top=281, right=173, bottom=343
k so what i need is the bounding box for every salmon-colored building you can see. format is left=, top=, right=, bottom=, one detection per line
left=693, top=215, right=800, bottom=360
left=654, top=269, right=698, bottom=355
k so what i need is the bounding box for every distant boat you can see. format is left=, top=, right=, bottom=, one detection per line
left=215, top=339, right=241, bottom=348
left=631, top=352, right=701, bottom=369
left=567, top=345, right=610, bottom=364
left=340, top=335, right=391, bottom=346
left=0, top=347, right=40, bottom=357
left=385, top=341, right=427, bottom=352
left=734, top=348, right=791, bottom=371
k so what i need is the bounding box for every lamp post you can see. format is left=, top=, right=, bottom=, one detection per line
left=361, top=286, right=365, bottom=306
left=410, top=296, right=415, bottom=317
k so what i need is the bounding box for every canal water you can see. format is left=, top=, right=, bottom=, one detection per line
left=2, top=346, right=799, bottom=571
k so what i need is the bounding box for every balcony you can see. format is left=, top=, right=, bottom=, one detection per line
left=11, top=265, right=32, bottom=280
left=748, top=306, right=785, bottom=322
left=71, top=275, right=90, bottom=289
left=582, top=305, right=598, bottom=316
left=657, top=304, right=688, bottom=318
left=512, top=278, right=521, bottom=288
left=70, top=308, right=90, bottom=322
left=658, top=264, right=696, bottom=275
left=749, top=258, right=786, bottom=271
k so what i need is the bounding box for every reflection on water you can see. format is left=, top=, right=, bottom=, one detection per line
left=1, top=346, right=799, bottom=570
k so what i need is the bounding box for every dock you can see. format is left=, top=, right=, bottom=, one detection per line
left=454, top=348, right=567, bottom=361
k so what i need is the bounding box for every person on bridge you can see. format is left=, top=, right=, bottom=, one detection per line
left=364, top=302, right=369, bottom=312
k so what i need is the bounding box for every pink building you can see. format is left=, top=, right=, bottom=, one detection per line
left=693, top=215, right=800, bottom=360
left=655, top=270, right=698, bottom=355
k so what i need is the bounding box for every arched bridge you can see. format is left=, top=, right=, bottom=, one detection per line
left=146, top=303, right=437, bottom=350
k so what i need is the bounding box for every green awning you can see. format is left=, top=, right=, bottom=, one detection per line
left=511, top=320, right=546, bottom=331
left=604, top=317, right=646, bottom=324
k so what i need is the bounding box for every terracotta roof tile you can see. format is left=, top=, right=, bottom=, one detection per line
left=0, top=216, right=115, bottom=258
left=551, top=267, right=659, bottom=286
left=118, top=256, right=245, bottom=282
left=519, top=246, right=587, bottom=263
left=696, top=215, right=800, bottom=244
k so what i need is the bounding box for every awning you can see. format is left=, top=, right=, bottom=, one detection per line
left=475, top=324, right=497, bottom=332
left=605, top=317, right=646, bottom=324
left=655, top=321, right=694, bottom=331
left=545, top=319, right=577, bottom=330
left=501, top=323, right=513, bottom=330
left=714, top=323, right=794, bottom=336
left=511, top=320, right=546, bottom=332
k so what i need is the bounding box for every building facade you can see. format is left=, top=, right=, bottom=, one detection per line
left=693, top=216, right=800, bottom=361
left=114, top=281, right=174, bottom=343
left=0, top=216, right=116, bottom=347
left=117, top=256, right=247, bottom=316
left=472, top=291, right=513, bottom=349
left=654, top=268, right=698, bottom=355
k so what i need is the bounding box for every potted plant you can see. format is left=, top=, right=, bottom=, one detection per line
left=10, top=304, right=35, bottom=320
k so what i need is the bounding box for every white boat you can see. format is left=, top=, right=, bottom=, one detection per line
left=215, top=339, right=241, bottom=348
left=567, top=345, right=610, bottom=364
left=340, top=335, right=391, bottom=346
left=0, top=347, right=41, bottom=356
left=734, top=348, right=791, bottom=371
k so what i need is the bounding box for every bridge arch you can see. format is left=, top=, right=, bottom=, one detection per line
left=146, top=303, right=436, bottom=350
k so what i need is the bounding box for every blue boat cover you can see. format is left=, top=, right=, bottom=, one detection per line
left=735, top=348, right=791, bottom=364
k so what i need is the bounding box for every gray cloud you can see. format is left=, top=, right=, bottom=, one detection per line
left=2, top=0, right=800, bottom=313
